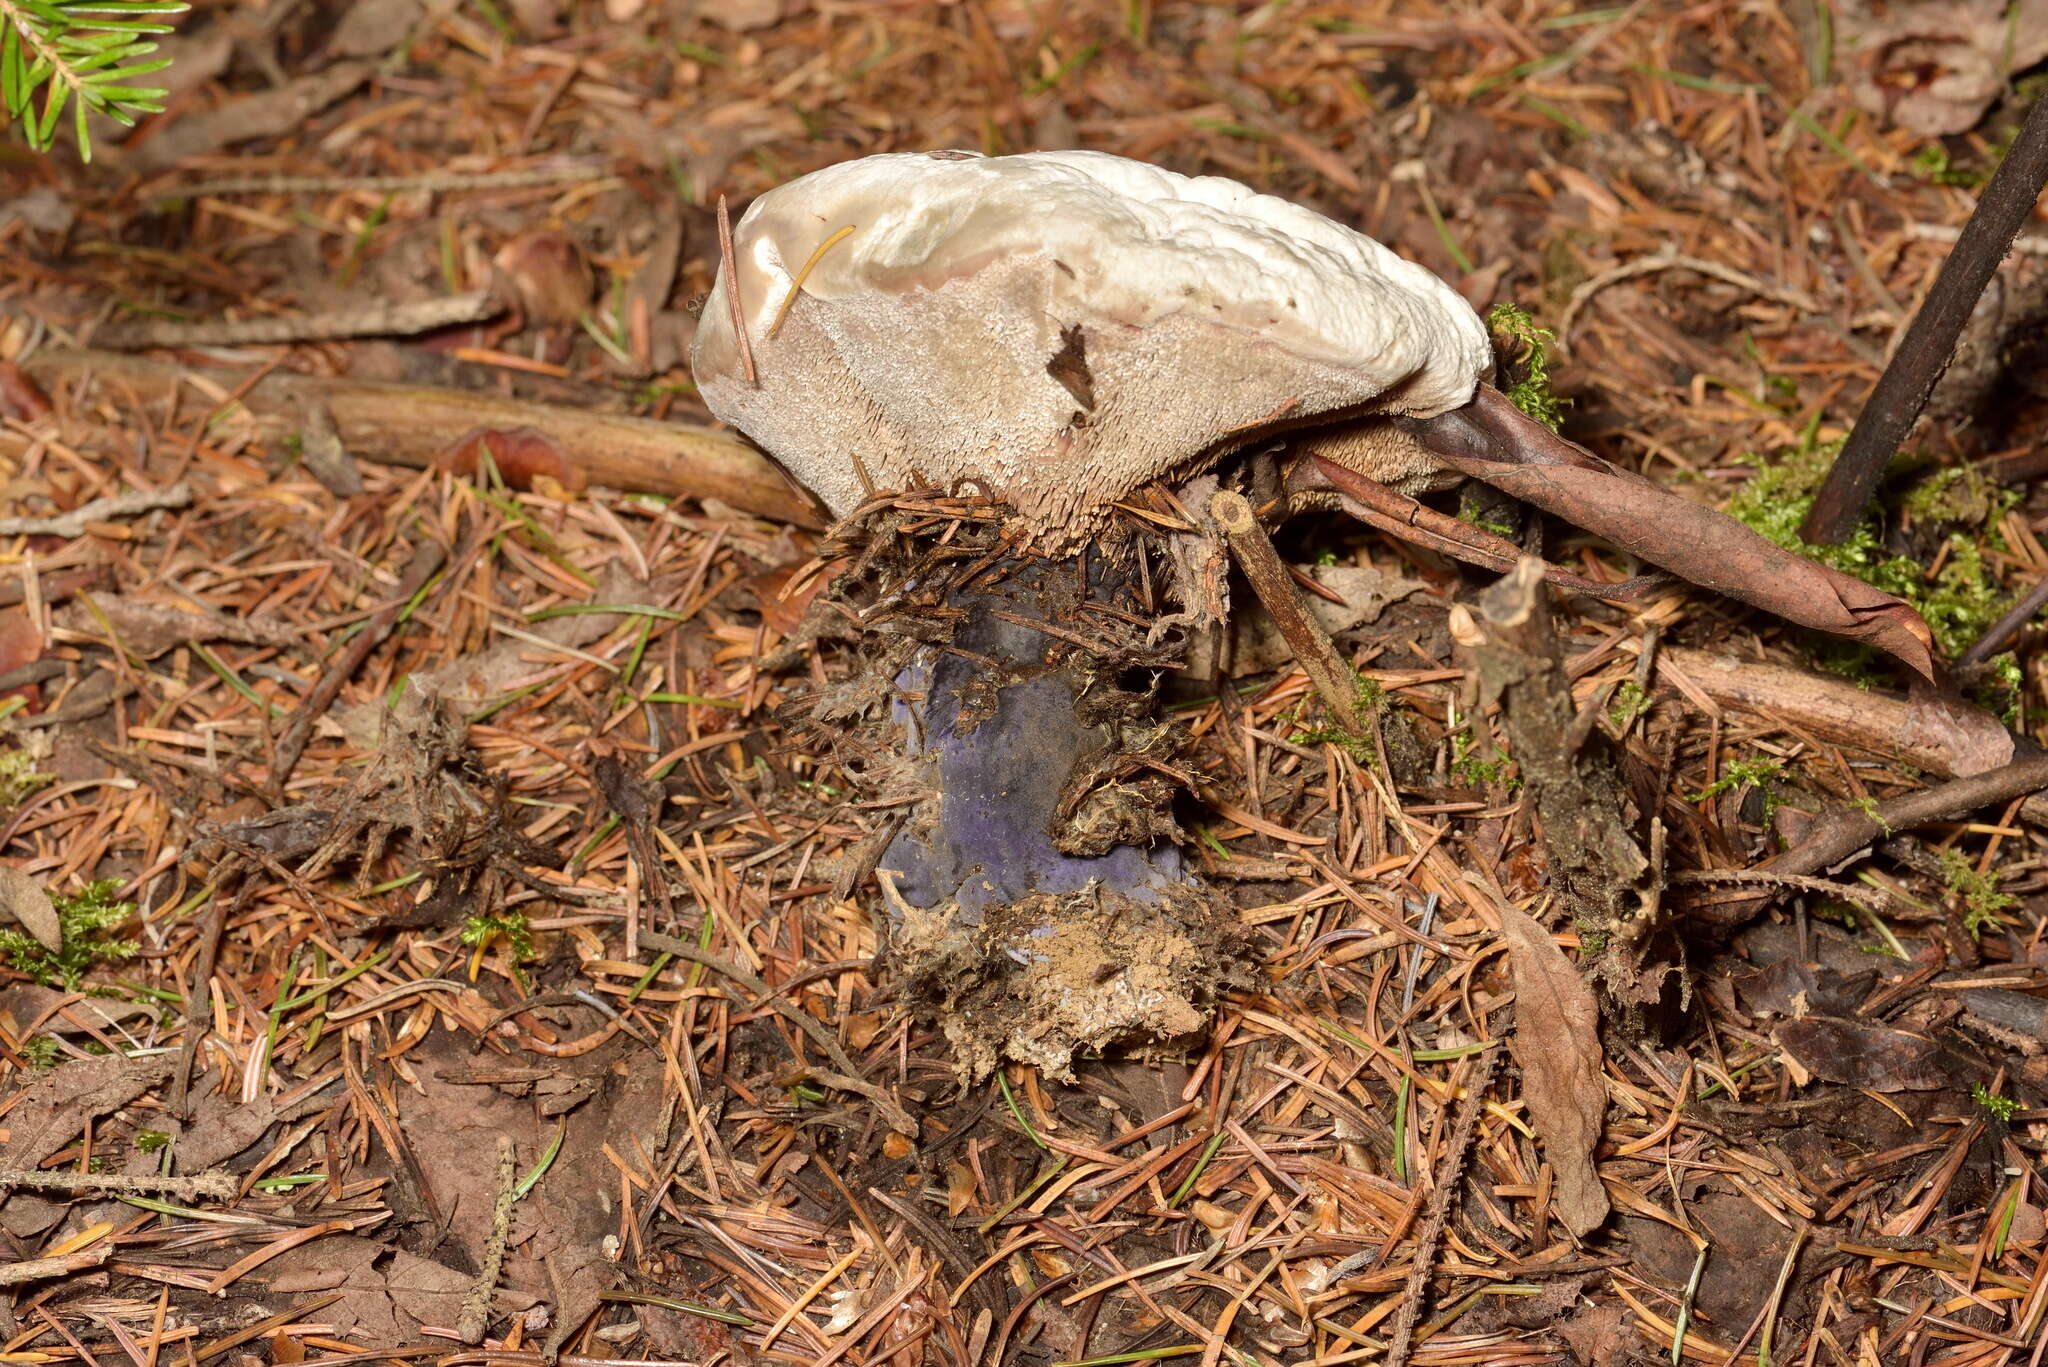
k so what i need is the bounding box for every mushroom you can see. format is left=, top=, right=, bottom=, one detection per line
left=691, top=149, right=1936, bottom=1074
left=691, top=150, right=1490, bottom=535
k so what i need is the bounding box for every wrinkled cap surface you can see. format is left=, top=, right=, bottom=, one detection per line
left=691, top=149, right=1490, bottom=533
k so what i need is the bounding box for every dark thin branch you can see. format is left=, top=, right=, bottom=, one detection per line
left=1800, top=95, right=2048, bottom=544
left=1775, top=752, right=2048, bottom=880
left=1960, top=572, right=2048, bottom=665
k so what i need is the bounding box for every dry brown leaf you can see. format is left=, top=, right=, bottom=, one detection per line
left=0, top=1053, right=173, bottom=1179
left=1498, top=903, right=1611, bottom=1236
left=946, top=1160, right=977, bottom=1218
left=1228, top=563, right=1429, bottom=676
left=0, top=864, right=61, bottom=951
left=1840, top=0, right=2048, bottom=136
left=1776, top=1017, right=1949, bottom=1091
left=325, top=0, right=424, bottom=59
left=1902, top=689, right=2013, bottom=776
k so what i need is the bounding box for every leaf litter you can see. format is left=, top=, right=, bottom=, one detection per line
left=2, top=2, right=2048, bottom=1366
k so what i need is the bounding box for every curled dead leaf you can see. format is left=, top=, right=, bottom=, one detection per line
left=1776, top=1016, right=1949, bottom=1091
left=0, top=610, right=44, bottom=711
left=492, top=231, right=594, bottom=329
left=437, top=426, right=588, bottom=493
left=1498, top=903, right=1611, bottom=1236
left=0, top=361, right=52, bottom=422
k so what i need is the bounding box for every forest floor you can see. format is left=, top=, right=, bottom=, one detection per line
left=2, top=2, right=2047, bottom=1365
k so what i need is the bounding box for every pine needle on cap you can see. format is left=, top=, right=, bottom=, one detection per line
left=717, top=194, right=758, bottom=387
left=768, top=224, right=856, bottom=340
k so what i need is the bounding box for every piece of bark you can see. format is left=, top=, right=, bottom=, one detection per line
left=123, top=62, right=376, bottom=174
left=93, top=290, right=502, bottom=350
left=1498, top=904, right=1611, bottom=1236
left=22, top=350, right=822, bottom=527
left=0, top=482, right=191, bottom=538
left=60, top=593, right=299, bottom=659
left=1653, top=647, right=2040, bottom=819
left=300, top=403, right=366, bottom=497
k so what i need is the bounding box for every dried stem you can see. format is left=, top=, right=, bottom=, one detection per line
left=0, top=1168, right=236, bottom=1200
left=271, top=537, right=449, bottom=792
left=457, top=1135, right=519, bottom=1344
left=1210, top=489, right=1367, bottom=737
left=1383, top=1046, right=1500, bottom=1367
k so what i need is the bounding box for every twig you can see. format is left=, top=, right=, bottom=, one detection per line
left=1384, top=1046, right=1500, bottom=1367
left=1735, top=751, right=2048, bottom=913
left=0, top=482, right=192, bottom=538
left=1211, top=489, right=1367, bottom=737
left=94, top=290, right=502, bottom=350
left=1960, top=573, right=2048, bottom=665
left=1299, top=457, right=1665, bottom=600
left=0, top=1167, right=236, bottom=1200
left=271, top=537, right=450, bottom=792
left=0, top=1244, right=114, bottom=1288
left=20, top=350, right=822, bottom=527
left=457, top=1135, right=518, bottom=1344
left=148, top=161, right=609, bottom=201
left=1800, top=95, right=2048, bottom=544
left=1669, top=867, right=1900, bottom=911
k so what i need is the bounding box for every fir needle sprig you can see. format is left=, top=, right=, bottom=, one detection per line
left=0, top=0, right=187, bottom=161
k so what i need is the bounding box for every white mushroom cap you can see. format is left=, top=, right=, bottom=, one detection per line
left=691, top=149, right=1489, bottom=534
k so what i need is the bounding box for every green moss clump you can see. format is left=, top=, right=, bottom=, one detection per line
left=1938, top=849, right=2015, bottom=939
left=1689, top=755, right=1786, bottom=822
left=1488, top=303, right=1567, bottom=432
left=1722, top=433, right=2017, bottom=663
left=1291, top=674, right=1386, bottom=764
left=1450, top=730, right=1516, bottom=788
left=1971, top=1081, right=2020, bottom=1121
left=1911, top=143, right=1986, bottom=187
left=1608, top=680, right=1651, bottom=728
left=0, top=880, right=139, bottom=991
left=460, top=908, right=536, bottom=961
